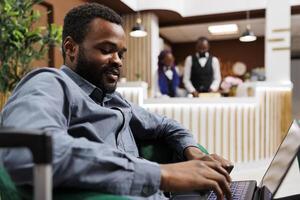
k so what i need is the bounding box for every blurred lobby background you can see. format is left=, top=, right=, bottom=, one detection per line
left=4, top=0, right=300, bottom=197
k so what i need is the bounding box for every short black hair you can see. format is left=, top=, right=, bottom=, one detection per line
left=197, top=36, right=209, bottom=43
left=62, top=3, right=123, bottom=59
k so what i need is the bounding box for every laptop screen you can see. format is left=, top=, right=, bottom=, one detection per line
left=260, top=120, right=300, bottom=195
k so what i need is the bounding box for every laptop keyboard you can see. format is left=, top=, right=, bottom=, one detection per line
left=207, top=181, right=250, bottom=200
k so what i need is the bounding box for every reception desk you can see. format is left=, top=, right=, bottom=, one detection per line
left=117, top=82, right=292, bottom=163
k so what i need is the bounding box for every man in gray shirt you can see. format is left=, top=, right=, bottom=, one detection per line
left=1, top=3, right=232, bottom=199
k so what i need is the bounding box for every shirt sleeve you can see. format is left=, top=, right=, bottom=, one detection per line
left=183, top=56, right=196, bottom=93
left=129, top=102, right=198, bottom=160
left=210, top=57, right=221, bottom=92
left=1, top=70, right=161, bottom=197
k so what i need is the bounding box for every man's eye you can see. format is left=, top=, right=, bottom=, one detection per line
left=118, top=52, right=125, bottom=59
left=99, top=48, right=111, bottom=54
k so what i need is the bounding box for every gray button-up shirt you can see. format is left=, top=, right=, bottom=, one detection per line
left=1, top=65, right=197, bottom=197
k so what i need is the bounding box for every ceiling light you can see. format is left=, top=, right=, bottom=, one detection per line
left=239, top=25, right=257, bottom=42
left=239, top=11, right=257, bottom=42
left=208, top=24, right=238, bottom=35
left=130, top=13, right=147, bottom=38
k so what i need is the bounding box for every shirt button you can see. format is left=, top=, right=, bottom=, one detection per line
left=142, top=186, right=150, bottom=195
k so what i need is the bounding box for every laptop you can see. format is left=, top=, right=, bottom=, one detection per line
left=171, top=120, right=300, bottom=200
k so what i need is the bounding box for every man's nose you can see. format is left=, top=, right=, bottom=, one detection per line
left=110, top=52, right=122, bottom=67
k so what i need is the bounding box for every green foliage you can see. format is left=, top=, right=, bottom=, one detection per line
left=0, top=0, right=62, bottom=92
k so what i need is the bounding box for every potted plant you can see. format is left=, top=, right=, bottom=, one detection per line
left=0, top=0, right=62, bottom=108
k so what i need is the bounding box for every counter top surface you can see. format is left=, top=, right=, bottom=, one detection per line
left=144, top=97, right=257, bottom=104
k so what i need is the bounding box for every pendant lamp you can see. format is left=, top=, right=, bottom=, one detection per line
left=239, top=11, right=257, bottom=42
left=130, top=12, right=147, bottom=38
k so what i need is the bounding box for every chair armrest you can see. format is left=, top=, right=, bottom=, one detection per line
left=0, top=128, right=52, bottom=164
left=0, top=128, right=52, bottom=200
left=197, top=144, right=209, bottom=155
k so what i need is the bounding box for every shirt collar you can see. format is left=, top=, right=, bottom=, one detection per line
left=60, top=65, right=113, bottom=103
left=196, top=52, right=209, bottom=58
left=163, top=65, right=172, bottom=71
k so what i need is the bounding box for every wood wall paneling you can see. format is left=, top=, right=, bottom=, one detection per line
left=122, top=13, right=155, bottom=85
left=171, top=37, right=265, bottom=79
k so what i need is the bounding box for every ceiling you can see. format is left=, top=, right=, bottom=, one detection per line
left=160, top=18, right=266, bottom=42
left=160, top=14, right=300, bottom=53
left=94, top=1, right=300, bottom=53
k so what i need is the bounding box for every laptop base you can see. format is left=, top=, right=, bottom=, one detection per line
left=170, top=180, right=257, bottom=200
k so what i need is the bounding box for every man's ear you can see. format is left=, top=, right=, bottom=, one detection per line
left=63, top=36, right=78, bottom=62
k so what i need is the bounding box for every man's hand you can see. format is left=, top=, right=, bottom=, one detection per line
left=184, top=146, right=206, bottom=160
left=184, top=146, right=233, bottom=172
left=160, top=160, right=232, bottom=200
left=191, top=91, right=199, bottom=97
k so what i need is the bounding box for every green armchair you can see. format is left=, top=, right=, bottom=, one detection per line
left=0, top=130, right=208, bottom=200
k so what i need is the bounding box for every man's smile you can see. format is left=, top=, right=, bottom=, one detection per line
left=104, top=68, right=120, bottom=82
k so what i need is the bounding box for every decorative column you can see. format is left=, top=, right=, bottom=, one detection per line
left=265, top=1, right=291, bottom=83
left=265, top=0, right=292, bottom=139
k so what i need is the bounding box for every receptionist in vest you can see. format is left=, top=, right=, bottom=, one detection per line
left=183, top=37, right=221, bottom=97
left=154, top=50, right=180, bottom=97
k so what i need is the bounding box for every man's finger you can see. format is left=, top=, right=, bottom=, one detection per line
left=205, top=180, right=224, bottom=200
left=203, top=166, right=232, bottom=200
left=205, top=161, right=232, bottom=183
left=211, top=154, right=233, bottom=168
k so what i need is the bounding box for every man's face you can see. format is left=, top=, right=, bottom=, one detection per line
left=196, top=40, right=209, bottom=54
left=74, top=18, right=126, bottom=93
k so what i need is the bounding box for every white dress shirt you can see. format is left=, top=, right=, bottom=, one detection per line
left=183, top=52, right=221, bottom=93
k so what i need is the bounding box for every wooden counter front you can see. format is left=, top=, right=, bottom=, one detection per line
left=117, top=82, right=292, bottom=162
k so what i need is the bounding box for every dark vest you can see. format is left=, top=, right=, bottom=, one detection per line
left=190, top=55, right=213, bottom=92
left=158, top=67, right=179, bottom=97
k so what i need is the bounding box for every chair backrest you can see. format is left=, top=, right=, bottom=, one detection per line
left=0, top=165, right=22, bottom=200
left=138, top=140, right=209, bottom=163
left=138, top=140, right=175, bottom=163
